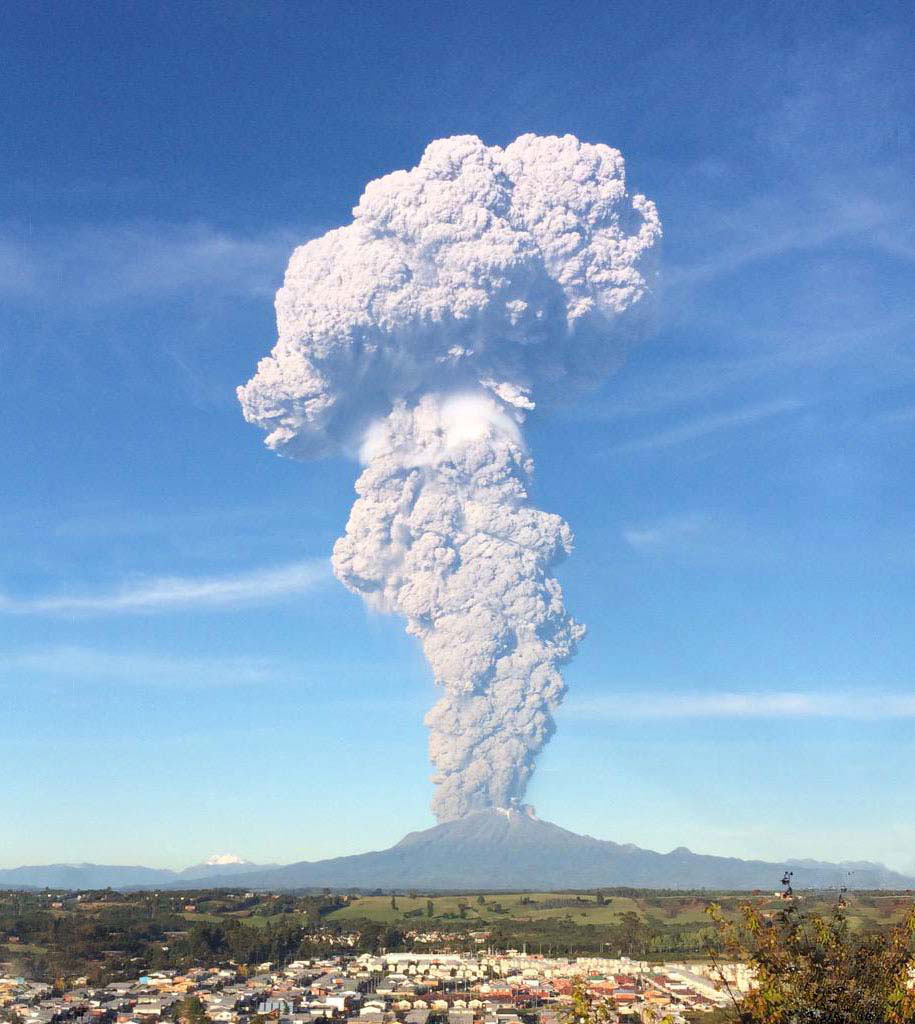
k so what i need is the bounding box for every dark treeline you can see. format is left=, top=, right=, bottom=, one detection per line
left=0, top=891, right=356, bottom=983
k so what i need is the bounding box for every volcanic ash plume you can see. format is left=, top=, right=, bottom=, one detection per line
left=238, top=134, right=661, bottom=820
left=332, top=393, right=583, bottom=820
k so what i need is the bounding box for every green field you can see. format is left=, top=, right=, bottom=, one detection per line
left=324, top=890, right=912, bottom=933
left=326, top=892, right=640, bottom=924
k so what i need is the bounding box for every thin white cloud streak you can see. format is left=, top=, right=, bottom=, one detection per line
left=0, top=559, right=329, bottom=615
left=0, top=221, right=299, bottom=307
left=611, top=399, right=804, bottom=454
left=662, top=192, right=898, bottom=294
left=567, top=692, right=915, bottom=721
left=623, top=512, right=713, bottom=552
left=44, top=502, right=306, bottom=544
left=0, top=646, right=284, bottom=687
left=1, top=646, right=426, bottom=690
left=559, top=356, right=784, bottom=425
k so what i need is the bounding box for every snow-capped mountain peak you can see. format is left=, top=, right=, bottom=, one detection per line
left=203, top=853, right=249, bottom=866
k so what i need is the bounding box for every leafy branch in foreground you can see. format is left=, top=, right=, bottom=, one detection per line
left=706, top=876, right=915, bottom=1023
left=563, top=980, right=675, bottom=1024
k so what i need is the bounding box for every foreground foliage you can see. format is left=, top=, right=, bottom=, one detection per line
left=565, top=980, right=675, bottom=1024
left=707, top=880, right=915, bottom=1023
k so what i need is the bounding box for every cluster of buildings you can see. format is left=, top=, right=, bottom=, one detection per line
left=0, top=951, right=756, bottom=1024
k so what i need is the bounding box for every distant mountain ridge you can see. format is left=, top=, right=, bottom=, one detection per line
left=0, top=863, right=178, bottom=890
left=0, top=855, right=271, bottom=890
left=3, top=810, right=910, bottom=891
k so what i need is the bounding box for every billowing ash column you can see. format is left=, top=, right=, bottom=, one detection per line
left=332, top=393, right=584, bottom=820
left=238, top=134, right=661, bottom=820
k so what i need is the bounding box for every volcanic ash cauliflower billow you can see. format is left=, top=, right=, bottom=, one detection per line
left=238, top=133, right=661, bottom=820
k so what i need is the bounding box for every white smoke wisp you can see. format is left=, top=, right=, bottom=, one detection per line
left=238, top=134, right=661, bottom=820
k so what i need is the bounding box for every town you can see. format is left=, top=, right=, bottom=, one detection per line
left=2, top=947, right=753, bottom=1024
left=0, top=887, right=781, bottom=1023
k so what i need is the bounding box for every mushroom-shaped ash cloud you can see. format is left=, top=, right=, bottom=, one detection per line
left=239, top=134, right=661, bottom=820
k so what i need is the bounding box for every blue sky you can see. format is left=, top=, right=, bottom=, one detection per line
left=2, top=0, right=914, bottom=872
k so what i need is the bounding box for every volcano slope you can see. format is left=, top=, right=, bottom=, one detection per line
left=190, top=808, right=911, bottom=891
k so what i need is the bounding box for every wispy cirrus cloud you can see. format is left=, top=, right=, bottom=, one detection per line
left=0, top=220, right=300, bottom=308
left=662, top=191, right=901, bottom=295
left=0, top=559, right=329, bottom=615
left=0, top=646, right=286, bottom=686
left=567, top=692, right=915, bottom=721
left=611, top=398, right=804, bottom=454
left=622, top=512, right=714, bottom=553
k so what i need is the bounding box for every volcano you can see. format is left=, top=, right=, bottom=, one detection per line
left=4, top=810, right=909, bottom=891
left=187, top=808, right=912, bottom=891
